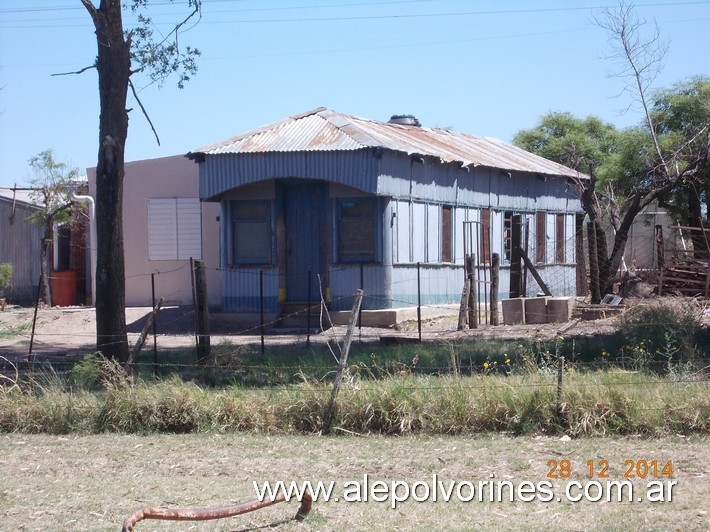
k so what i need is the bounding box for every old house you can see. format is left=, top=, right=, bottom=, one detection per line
left=187, top=108, right=584, bottom=320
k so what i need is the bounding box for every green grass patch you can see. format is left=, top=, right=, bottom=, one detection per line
left=2, top=366, right=707, bottom=436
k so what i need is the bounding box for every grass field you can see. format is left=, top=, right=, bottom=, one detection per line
left=1, top=433, right=708, bottom=531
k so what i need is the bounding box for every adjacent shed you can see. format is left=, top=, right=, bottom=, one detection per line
left=187, top=108, right=585, bottom=317
left=0, top=189, right=43, bottom=303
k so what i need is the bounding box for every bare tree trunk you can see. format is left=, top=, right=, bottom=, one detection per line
left=84, top=0, right=131, bottom=362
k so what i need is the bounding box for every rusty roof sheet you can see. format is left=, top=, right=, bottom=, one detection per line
left=190, top=107, right=585, bottom=178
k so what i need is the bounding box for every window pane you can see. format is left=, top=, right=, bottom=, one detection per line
left=231, top=201, right=271, bottom=264
left=339, top=198, right=376, bottom=262
left=441, top=206, right=452, bottom=263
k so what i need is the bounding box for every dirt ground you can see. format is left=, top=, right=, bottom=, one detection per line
left=0, top=300, right=629, bottom=363
left=1, top=433, right=708, bottom=531
left=5, top=296, right=708, bottom=363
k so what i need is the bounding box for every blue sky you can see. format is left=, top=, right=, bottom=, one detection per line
left=0, top=0, right=708, bottom=188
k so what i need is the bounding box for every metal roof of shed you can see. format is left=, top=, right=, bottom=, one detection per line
left=189, top=107, right=585, bottom=178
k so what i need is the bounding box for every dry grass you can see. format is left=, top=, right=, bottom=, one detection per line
left=0, top=433, right=707, bottom=531
left=2, top=369, right=707, bottom=436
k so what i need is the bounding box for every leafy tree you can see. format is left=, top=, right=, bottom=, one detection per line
left=515, top=5, right=709, bottom=302
left=76, top=1, right=201, bottom=361
left=513, top=112, right=619, bottom=173
left=27, top=150, right=80, bottom=307
left=651, top=77, right=710, bottom=255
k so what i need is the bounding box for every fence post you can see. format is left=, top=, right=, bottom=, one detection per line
left=575, top=214, right=587, bottom=296
left=194, top=259, right=211, bottom=364
left=417, top=262, right=422, bottom=342
left=29, top=273, right=43, bottom=357
left=556, top=356, right=565, bottom=417
left=458, top=275, right=471, bottom=330
left=467, top=254, right=477, bottom=329
left=151, top=273, right=158, bottom=376
left=322, top=289, right=364, bottom=435
left=359, top=262, right=364, bottom=334
left=490, top=253, right=500, bottom=326
left=587, top=223, right=601, bottom=303
left=655, top=225, right=665, bottom=296
left=260, top=270, right=265, bottom=355
left=307, top=270, right=312, bottom=348
left=190, top=257, right=199, bottom=354
left=510, top=215, right=522, bottom=298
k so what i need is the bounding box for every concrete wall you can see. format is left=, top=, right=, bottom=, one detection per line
left=88, top=155, right=221, bottom=307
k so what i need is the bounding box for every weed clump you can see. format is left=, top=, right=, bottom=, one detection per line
left=618, top=302, right=706, bottom=371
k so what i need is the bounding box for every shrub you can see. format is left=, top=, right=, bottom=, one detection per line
left=619, top=302, right=705, bottom=369
left=0, top=263, right=12, bottom=307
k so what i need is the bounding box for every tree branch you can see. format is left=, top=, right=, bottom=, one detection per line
left=598, top=2, right=670, bottom=173
left=128, top=78, right=160, bottom=146
left=51, top=65, right=97, bottom=77
left=80, top=0, right=98, bottom=23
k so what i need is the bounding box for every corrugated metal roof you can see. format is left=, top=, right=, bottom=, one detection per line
left=189, top=107, right=586, bottom=178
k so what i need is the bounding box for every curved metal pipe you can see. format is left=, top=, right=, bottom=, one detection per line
left=121, top=489, right=312, bottom=531
left=69, top=189, right=96, bottom=306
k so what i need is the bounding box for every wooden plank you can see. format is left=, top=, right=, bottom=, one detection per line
left=519, top=247, right=552, bottom=296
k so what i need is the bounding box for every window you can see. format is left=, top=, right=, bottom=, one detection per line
left=148, top=198, right=202, bottom=260
left=503, top=211, right=513, bottom=262
left=230, top=200, right=272, bottom=264
left=441, top=205, right=452, bottom=263
left=536, top=211, right=546, bottom=263
left=481, top=208, right=491, bottom=263
left=338, top=198, right=377, bottom=263
left=556, top=213, right=565, bottom=263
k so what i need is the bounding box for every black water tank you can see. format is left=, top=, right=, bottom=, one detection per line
left=388, top=114, right=421, bottom=127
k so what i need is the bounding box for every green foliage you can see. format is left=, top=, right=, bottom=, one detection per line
left=69, top=353, right=131, bottom=390
left=513, top=112, right=619, bottom=173
left=618, top=303, right=705, bottom=369
left=0, top=263, right=12, bottom=300
left=26, top=150, right=79, bottom=228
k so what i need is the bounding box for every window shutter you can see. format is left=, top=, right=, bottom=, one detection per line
left=177, top=198, right=202, bottom=259
left=148, top=198, right=178, bottom=260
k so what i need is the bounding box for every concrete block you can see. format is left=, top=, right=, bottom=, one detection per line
left=502, top=298, right=525, bottom=325
left=546, top=297, right=575, bottom=323
left=524, top=297, right=548, bottom=324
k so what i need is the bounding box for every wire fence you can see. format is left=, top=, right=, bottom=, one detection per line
left=4, top=244, right=710, bottom=376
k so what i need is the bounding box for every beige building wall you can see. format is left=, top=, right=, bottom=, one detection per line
left=88, top=155, right=221, bottom=307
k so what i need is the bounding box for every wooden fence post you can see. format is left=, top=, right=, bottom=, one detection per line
left=322, top=289, right=363, bottom=435
left=467, top=254, right=478, bottom=329
left=575, top=214, right=587, bottom=296
left=125, top=297, right=164, bottom=373
left=490, top=253, right=500, bottom=326
left=509, top=215, right=522, bottom=298
left=655, top=225, right=665, bottom=296
left=587, top=223, right=601, bottom=303
left=194, top=259, right=211, bottom=364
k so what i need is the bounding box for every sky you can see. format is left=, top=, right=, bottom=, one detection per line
left=0, top=0, right=709, bottom=188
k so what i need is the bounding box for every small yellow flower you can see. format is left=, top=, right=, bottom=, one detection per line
left=505, top=358, right=511, bottom=364
left=483, top=362, right=489, bottom=369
